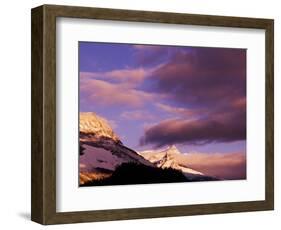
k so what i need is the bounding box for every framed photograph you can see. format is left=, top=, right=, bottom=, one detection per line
left=31, top=4, right=274, bottom=225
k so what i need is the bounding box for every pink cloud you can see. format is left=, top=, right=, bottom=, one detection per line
left=121, top=110, right=156, bottom=120
left=232, top=97, right=246, bottom=109
left=156, top=103, right=205, bottom=117
left=177, top=152, right=246, bottom=180
left=81, top=79, right=156, bottom=108
left=80, top=66, right=156, bottom=85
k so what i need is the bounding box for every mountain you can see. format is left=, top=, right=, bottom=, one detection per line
left=80, top=112, right=120, bottom=143
left=139, top=145, right=206, bottom=178
left=79, top=112, right=216, bottom=186
left=79, top=112, right=154, bottom=185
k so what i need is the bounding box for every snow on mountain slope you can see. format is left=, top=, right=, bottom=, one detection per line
left=79, top=112, right=211, bottom=185
left=79, top=112, right=154, bottom=184
left=80, top=144, right=124, bottom=172
left=139, top=145, right=204, bottom=177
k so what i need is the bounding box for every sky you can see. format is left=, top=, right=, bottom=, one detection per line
left=79, top=42, right=246, bottom=164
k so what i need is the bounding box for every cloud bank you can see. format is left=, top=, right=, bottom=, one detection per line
left=140, top=47, right=246, bottom=147
left=79, top=43, right=246, bottom=150
left=176, top=152, right=246, bottom=180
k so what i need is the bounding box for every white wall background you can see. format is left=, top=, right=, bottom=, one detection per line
left=0, top=0, right=279, bottom=229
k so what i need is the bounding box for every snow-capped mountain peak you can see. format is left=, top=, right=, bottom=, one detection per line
left=139, top=145, right=204, bottom=177
left=79, top=112, right=211, bottom=185
left=79, top=112, right=155, bottom=185
left=80, top=112, right=120, bottom=142
left=166, top=145, right=181, bottom=156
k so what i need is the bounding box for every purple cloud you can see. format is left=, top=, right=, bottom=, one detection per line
left=140, top=103, right=246, bottom=147
left=156, top=103, right=206, bottom=118
left=150, top=47, right=246, bottom=107
left=121, top=110, right=156, bottom=120
left=178, top=152, right=246, bottom=180
left=80, top=79, right=156, bottom=108
left=79, top=42, right=246, bottom=150
left=139, top=47, right=246, bottom=147
left=133, top=45, right=172, bottom=67
left=80, top=66, right=154, bottom=85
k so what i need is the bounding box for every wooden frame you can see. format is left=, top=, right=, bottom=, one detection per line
left=31, top=4, right=274, bottom=225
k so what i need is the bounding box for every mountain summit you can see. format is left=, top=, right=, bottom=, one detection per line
left=80, top=112, right=120, bottom=142
left=166, top=145, right=181, bottom=156
left=139, top=145, right=205, bottom=177
left=79, top=112, right=154, bottom=184
left=79, top=112, right=215, bottom=186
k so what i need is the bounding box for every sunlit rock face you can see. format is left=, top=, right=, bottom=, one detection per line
left=79, top=112, right=154, bottom=185
left=80, top=112, right=120, bottom=142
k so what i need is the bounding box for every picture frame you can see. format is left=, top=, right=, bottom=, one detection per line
left=31, top=4, right=274, bottom=225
